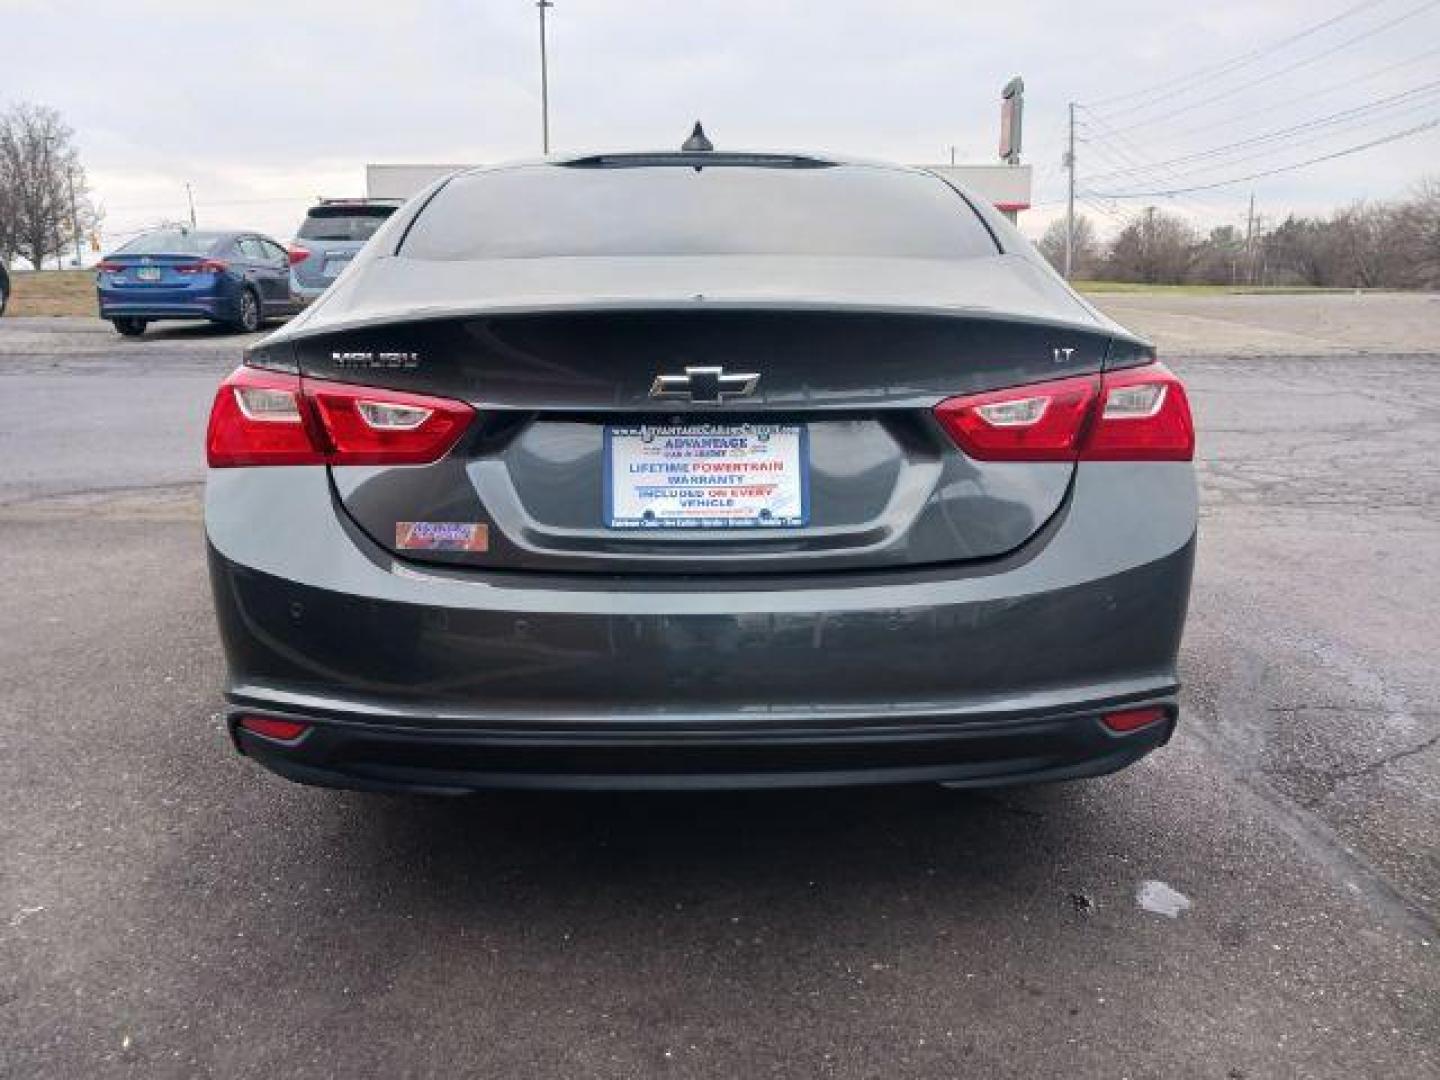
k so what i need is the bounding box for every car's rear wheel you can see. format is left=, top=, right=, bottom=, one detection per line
left=232, top=288, right=261, bottom=334
left=112, top=317, right=147, bottom=337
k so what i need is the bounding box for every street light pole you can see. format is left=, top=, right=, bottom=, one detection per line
left=66, top=166, right=82, bottom=267
left=537, top=0, right=553, bottom=154
left=185, top=182, right=197, bottom=229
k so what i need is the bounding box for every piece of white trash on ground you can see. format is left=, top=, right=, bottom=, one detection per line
left=9, top=906, right=44, bottom=927
left=1136, top=880, right=1192, bottom=918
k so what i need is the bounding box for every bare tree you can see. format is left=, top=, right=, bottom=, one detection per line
left=1393, top=178, right=1440, bottom=290
left=1029, top=177, right=1440, bottom=289
left=1037, top=215, right=1101, bottom=278
left=0, top=102, right=102, bottom=270
left=1264, top=215, right=1334, bottom=286
left=1104, top=207, right=1194, bottom=285
left=1329, top=201, right=1407, bottom=288
left=1188, top=225, right=1245, bottom=285
left=0, top=168, right=15, bottom=265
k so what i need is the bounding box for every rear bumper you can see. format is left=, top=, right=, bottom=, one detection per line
left=206, top=461, right=1196, bottom=792
left=98, top=292, right=234, bottom=321
left=290, top=278, right=328, bottom=302
left=229, top=700, right=1177, bottom=793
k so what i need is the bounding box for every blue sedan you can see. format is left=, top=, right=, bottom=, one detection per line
left=96, top=229, right=302, bottom=336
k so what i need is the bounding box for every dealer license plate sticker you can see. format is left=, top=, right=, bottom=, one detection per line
left=604, top=424, right=809, bottom=529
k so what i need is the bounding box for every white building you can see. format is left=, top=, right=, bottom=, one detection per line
left=366, top=162, right=1033, bottom=221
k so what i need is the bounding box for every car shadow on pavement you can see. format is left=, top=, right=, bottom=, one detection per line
left=122, top=319, right=289, bottom=342
left=338, top=783, right=1085, bottom=917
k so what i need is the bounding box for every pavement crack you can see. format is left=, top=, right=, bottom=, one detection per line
left=1311, top=731, right=1440, bottom=790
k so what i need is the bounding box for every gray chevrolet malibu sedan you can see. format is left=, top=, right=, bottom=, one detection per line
left=205, top=145, right=1196, bottom=793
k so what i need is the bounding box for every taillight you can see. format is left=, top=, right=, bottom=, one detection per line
left=1101, top=706, right=1167, bottom=734
left=306, top=380, right=474, bottom=465
left=237, top=714, right=311, bottom=742
left=96, top=260, right=125, bottom=273
left=1082, top=364, right=1195, bottom=461
left=176, top=259, right=229, bottom=275
left=934, top=375, right=1099, bottom=461
left=934, top=363, right=1193, bottom=462
left=206, top=368, right=324, bottom=466
left=287, top=246, right=311, bottom=266
left=205, top=366, right=474, bottom=468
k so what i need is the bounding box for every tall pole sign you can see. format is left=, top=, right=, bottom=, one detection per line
left=538, top=0, right=553, bottom=154
left=999, top=77, right=1024, bottom=166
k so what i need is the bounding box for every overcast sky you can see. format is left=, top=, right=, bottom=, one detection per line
left=4, top=0, right=1438, bottom=250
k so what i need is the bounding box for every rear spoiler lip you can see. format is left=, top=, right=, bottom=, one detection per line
left=100, top=252, right=214, bottom=261
left=264, top=299, right=1153, bottom=353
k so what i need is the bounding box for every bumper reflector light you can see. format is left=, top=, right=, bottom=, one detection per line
left=1101, top=707, right=1167, bottom=734
left=237, top=715, right=311, bottom=742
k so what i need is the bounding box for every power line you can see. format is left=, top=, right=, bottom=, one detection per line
left=1089, top=116, right=1440, bottom=197
left=1081, top=78, right=1440, bottom=185
left=1077, top=111, right=1239, bottom=217
left=1151, top=41, right=1440, bottom=146
left=1082, top=90, right=1434, bottom=192
left=1088, top=89, right=1440, bottom=186
left=1085, top=0, right=1390, bottom=111
left=1090, top=0, right=1440, bottom=133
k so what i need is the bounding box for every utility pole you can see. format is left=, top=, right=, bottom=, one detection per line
left=1064, top=102, right=1076, bottom=279
left=1244, top=192, right=1256, bottom=286
left=65, top=166, right=82, bottom=267
left=185, top=183, right=197, bottom=229
left=537, top=0, right=553, bottom=154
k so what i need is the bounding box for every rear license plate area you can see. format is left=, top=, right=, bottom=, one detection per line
left=136, top=267, right=162, bottom=282
left=604, top=423, right=809, bottom=529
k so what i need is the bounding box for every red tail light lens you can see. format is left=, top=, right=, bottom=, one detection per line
left=934, top=375, right=1099, bottom=461
left=287, top=246, right=311, bottom=266
left=206, top=368, right=322, bottom=466
left=1083, top=364, right=1195, bottom=461
left=1101, top=706, right=1167, bottom=733
left=206, top=367, right=474, bottom=467
left=96, top=260, right=125, bottom=273
left=934, top=363, right=1193, bottom=462
left=237, top=714, right=311, bottom=742
left=307, top=380, right=475, bottom=465
left=176, top=259, right=229, bottom=275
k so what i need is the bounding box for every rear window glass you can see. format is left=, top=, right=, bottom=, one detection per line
left=298, top=206, right=396, bottom=242
left=116, top=230, right=223, bottom=255
left=401, top=164, right=999, bottom=260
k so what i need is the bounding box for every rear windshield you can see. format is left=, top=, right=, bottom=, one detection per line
left=298, top=205, right=396, bottom=242
left=401, top=164, right=999, bottom=260
left=116, top=230, right=224, bottom=255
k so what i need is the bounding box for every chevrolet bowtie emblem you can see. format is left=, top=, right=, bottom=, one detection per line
left=648, top=365, right=760, bottom=404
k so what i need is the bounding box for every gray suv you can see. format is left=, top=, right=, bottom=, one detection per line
left=288, top=199, right=400, bottom=304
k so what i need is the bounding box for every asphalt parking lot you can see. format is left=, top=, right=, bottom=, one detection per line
left=2, top=297, right=1438, bottom=1079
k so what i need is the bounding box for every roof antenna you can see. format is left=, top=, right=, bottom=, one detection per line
left=682, top=121, right=713, bottom=152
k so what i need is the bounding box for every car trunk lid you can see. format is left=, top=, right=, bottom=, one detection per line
left=272, top=254, right=1135, bottom=574
left=101, top=253, right=211, bottom=287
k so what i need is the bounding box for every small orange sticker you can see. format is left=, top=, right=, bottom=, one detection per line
left=395, top=522, right=489, bottom=552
